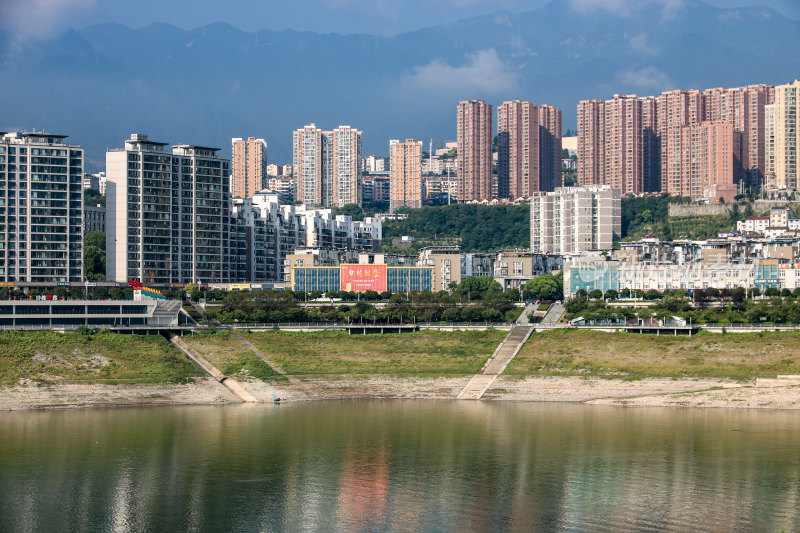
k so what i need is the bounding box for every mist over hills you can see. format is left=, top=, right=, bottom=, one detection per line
left=0, top=0, right=798, bottom=171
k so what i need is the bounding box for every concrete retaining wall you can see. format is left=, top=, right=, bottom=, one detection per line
left=668, top=204, right=731, bottom=217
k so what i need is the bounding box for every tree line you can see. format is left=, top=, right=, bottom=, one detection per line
left=204, top=276, right=522, bottom=324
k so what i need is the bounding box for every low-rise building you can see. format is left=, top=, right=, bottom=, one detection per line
left=418, top=246, right=462, bottom=291
left=291, top=262, right=433, bottom=293
left=564, top=256, right=759, bottom=296
left=493, top=250, right=563, bottom=291
left=83, top=205, right=106, bottom=235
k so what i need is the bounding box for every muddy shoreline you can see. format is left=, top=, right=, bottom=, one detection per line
left=2, top=375, right=800, bottom=411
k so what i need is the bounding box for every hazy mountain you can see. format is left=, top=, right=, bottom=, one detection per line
left=1, top=0, right=798, bottom=170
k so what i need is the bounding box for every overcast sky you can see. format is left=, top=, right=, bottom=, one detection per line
left=1, top=0, right=798, bottom=38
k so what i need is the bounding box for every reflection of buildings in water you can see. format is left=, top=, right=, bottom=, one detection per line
left=336, top=444, right=391, bottom=531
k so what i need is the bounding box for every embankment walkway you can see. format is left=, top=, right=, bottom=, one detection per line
left=165, top=332, right=257, bottom=403
left=457, top=325, right=535, bottom=400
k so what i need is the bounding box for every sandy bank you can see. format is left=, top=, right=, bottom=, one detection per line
left=2, top=375, right=800, bottom=411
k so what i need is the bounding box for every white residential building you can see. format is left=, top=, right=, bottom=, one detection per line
left=229, top=192, right=383, bottom=283
left=737, top=207, right=800, bottom=236
left=765, top=80, right=800, bottom=190
left=0, top=132, right=84, bottom=283
left=530, top=185, right=621, bottom=254
left=106, top=134, right=230, bottom=285
left=293, top=124, right=362, bottom=207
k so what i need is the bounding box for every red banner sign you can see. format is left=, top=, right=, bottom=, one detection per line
left=340, top=264, right=387, bottom=292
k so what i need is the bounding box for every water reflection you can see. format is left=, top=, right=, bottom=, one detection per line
left=1, top=401, right=799, bottom=532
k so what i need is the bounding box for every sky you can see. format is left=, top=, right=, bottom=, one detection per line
left=1, top=0, right=798, bottom=38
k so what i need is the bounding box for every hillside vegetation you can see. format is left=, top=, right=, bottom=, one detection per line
left=508, top=329, right=800, bottom=381
left=0, top=331, right=200, bottom=385
left=382, top=204, right=529, bottom=253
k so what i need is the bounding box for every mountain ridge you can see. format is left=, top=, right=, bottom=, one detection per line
left=0, top=0, right=798, bottom=170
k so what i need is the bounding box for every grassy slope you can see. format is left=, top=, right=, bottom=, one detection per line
left=507, top=329, right=800, bottom=381
left=182, top=331, right=282, bottom=381
left=240, top=330, right=506, bottom=376
left=5, top=329, right=799, bottom=387
left=0, top=331, right=201, bottom=385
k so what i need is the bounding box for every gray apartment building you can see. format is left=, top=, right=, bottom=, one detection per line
left=530, top=185, right=621, bottom=254
left=106, top=134, right=230, bottom=285
left=0, top=132, right=84, bottom=284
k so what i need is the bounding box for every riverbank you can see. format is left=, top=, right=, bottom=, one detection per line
left=2, top=375, right=800, bottom=411
left=2, top=329, right=800, bottom=411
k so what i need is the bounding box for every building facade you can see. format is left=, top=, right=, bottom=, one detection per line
left=292, top=124, right=362, bottom=207
left=0, top=132, right=84, bottom=284
left=577, top=95, right=655, bottom=194
left=83, top=205, right=106, bottom=235
left=529, top=185, right=621, bottom=254
left=228, top=192, right=382, bottom=283
left=457, top=100, right=493, bottom=202
left=231, top=137, right=267, bottom=199
left=389, top=139, right=422, bottom=211
left=106, top=134, right=230, bottom=285
left=418, top=246, right=462, bottom=291
left=579, top=83, right=774, bottom=196
left=662, top=122, right=743, bottom=200
left=766, top=80, right=800, bottom=190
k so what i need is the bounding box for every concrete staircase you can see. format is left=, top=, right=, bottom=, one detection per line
left=539, top=302, right=565, bottom=328
left=457, top=325, right=535, bottom=400
left=165, top=332, right=257, bottom=403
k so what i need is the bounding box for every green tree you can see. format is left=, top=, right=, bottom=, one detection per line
left=84, top=188, right=105, bottom=207
left=83, top=244, right=106, bottom=281
left=83, top=231, right=107, bottom=281
left=523, top=274, right=562, bottom=301
left=93, top=286, right=109, bottom=300
left=85, top=231, right=106, bottom=250
left=453, top=276, right=503, bottom=300
left=588, top=289, right=603, bottom=300
left=333, top=204, right=368, bottom=221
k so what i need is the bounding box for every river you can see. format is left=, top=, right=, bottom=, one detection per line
left=1, top=401, right=799, bottom=532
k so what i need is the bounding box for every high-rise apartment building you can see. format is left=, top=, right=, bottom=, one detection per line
left=577, top=99, right=605, bottom=187
left=292, top=124, right=362, bottom=207
left=530, top=185, right=620, bottom=254
left=640, top=96, right=660, bottom=192
left=577, top=95, right=653, bottom=194
left=603, top=95, right=644, bottom=194
left=765, top=80, right=800, bottom=190
left=329, top=126, right=362, bottom=207
left=0, top=132, right=84, bottom=284
left=231, top=137, right=267, bottom=199
left=765, top=103, right=776, bottom=187
left=389, top=139, right=422, bottom=211
left=537, top=104, right=563, bottom=192
left=498, top=100, right=539, bottom=198
left=293, top=124, right=324, bottom=206
left=497, top=101, right=563, bottom=198
left=662, top=122, right=743, bottom=199
left=703, top=84, right=774, bottom=186
left=106, top=134, right=230, bottom=285
left=456, top=100, right=493, bottom=202
left=579, top=82, right=774, bottom=196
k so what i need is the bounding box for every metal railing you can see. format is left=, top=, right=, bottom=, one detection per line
left=219, top=321, right=514, bottom=329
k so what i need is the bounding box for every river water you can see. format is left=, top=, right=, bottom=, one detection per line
left=1, top=401, right=799, bottom=532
